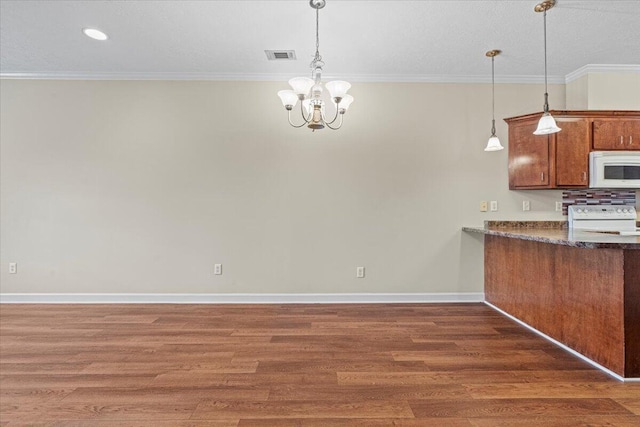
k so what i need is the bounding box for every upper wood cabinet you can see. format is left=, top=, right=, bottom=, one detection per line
left=508, top=120, right=551, bottom=189
left=593, top=119, right=640, bottom=150
left=504, top=110, right=640, bottom=190
left=555, top=118, right=590, bottom=187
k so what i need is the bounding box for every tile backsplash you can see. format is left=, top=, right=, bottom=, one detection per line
left=561, top=190, right=636, bottom=216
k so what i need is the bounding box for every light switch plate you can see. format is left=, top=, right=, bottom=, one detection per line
left=480, top=201, right=488, bottom=212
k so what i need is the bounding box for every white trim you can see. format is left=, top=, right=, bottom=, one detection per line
left=565, top=64, right=640, bottom=83
left=485, top=301, right=640, bottom=383
left=0, top=292, right=484, bottom=304
left=0, top=71, right=564, bottom=85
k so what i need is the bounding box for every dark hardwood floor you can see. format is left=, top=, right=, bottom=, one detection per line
left=1, top=303, right=639, bottom=426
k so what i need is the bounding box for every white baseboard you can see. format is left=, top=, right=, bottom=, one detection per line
left=484, top=301, right=640, bottom=383
left=0, top=292, right=484, bottom=304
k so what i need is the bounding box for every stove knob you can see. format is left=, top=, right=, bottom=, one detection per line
left=617, top=209, right=623, bottom=213
left=584, top=208, right=589, bottom=213
left=577, top=208, right=583, bottom=213
left=623, top=208, right=629, bottom=213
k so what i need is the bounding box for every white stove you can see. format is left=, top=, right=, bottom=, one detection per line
left=568, top=205, right=640, bottom=236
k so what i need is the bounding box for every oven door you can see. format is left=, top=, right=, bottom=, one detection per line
left=589, top=151, right=640, bottom=188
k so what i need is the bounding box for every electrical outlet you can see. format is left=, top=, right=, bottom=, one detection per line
left=490, top=201, right=498, bottom=212
left=556, top=201, right=563, bottom=212
left=9, top=263, right=17, bottom=274
left=523, top=200, right=531, bottom=211
left=480, top=201, right=488, bottom=212
left=214, top=264, right=222, bottom=275
left=356, top=267, right=365, bottom=278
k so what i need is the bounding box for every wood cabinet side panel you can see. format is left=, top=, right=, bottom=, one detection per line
left=484, top=236, right=625, bottom=376
left=624, top=250, right=640, bottom=377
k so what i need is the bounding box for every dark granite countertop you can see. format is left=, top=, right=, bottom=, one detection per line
left=463, top=221, right=640, bottom=249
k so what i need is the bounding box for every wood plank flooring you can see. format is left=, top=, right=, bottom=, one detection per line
left=1, top=303, right=639, bottom=426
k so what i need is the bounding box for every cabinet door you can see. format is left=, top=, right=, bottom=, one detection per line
left=508, top=121, right=551, bottom=189
left=555, top=118, right=590, bottom=187
left=624, top=120, right=640, bottom=149
left=593, top=119, right=629, bottom=149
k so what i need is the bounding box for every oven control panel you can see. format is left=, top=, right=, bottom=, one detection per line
left=568, top=205, right=637, bottom=220
left=568, top=205, right=638, bottom=230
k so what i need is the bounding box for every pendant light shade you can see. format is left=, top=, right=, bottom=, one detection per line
left=485, top=136, right=504, bottom=152
left=533, top=112, right=562, bottom=135
left=534, top=0, right=561, bottom=135
left=484, top=49, right=504, bottom=152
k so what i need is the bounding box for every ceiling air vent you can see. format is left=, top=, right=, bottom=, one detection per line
left=265, top=50, right=297, bottom=61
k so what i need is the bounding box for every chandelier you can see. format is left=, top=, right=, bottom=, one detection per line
left=277, top=0, right=354, bottom=131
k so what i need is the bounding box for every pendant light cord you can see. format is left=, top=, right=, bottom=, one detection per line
left=491, top=55, right=496, bottom=136
left=543, top=9, right=549, bottom=113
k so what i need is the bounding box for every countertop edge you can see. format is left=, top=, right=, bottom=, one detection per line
left=462, top=226, right=640, bottom=249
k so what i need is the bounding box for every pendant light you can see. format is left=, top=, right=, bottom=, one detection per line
left=533, top=0, right=561, bottom=135
left=485, top=49, right=504, bottom=152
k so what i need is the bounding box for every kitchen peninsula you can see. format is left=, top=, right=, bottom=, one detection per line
left=464, top=221, right=640, bottom=379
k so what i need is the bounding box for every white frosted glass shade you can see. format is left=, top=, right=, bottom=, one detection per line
left=288, top=77, right=315, bottom=96
left=277, top=90, right=298, bottom=108
left=484, top=136, right=504, bottom=152
left=326, top=80, right=351, bottom=99
left=335, top=94, right=354, bottom=111
left=533, top=113, right=562, bottom=135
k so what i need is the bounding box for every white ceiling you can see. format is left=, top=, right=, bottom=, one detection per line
left=1, top=0, right=639, bottom=83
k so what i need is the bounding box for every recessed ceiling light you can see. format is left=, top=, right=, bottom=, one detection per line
left=82, top=28, right=108, bottom=41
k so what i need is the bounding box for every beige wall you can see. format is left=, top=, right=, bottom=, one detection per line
left=566, top=75, right=589, bottom=110
left=566, top=72, right=640, bottom=110
left=1, top=79, right=566, bottom=295
left=587, top=73, right=640, bottom=110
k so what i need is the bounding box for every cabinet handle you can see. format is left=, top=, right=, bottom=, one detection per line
left=541, top=172, right=545, bottom=182
left=620, top=135, right=624, bottom=145
left=582, top=171, right=587, bottom=182
left=630, top=136, right=633, bottom=146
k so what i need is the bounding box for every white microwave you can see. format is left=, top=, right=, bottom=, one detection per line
left=589, top=151, right=640, bottom=188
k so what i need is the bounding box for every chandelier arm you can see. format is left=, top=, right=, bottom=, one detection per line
left=299, top=100, right=313, bottom=123
left=324, top=114, right=344, bottom=130
left=287, top=109, right=309, bottom=128
left=323, top=103, right=341, bottom=125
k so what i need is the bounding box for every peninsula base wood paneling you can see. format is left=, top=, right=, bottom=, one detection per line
left=485, top=234, right=640, bottom=378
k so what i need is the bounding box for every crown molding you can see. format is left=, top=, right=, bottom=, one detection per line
left=565, top=64, right=640, bottom=83
left=0, top=71, right=565, bottom=85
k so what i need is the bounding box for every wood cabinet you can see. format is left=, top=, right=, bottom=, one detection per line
left=508, top=120, right=551, bottom=188
left=555, top=118, right=590, bottom=187
left=505, top=110, right=640, bottom=190
left=593, top=119, right=640, bottom=150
